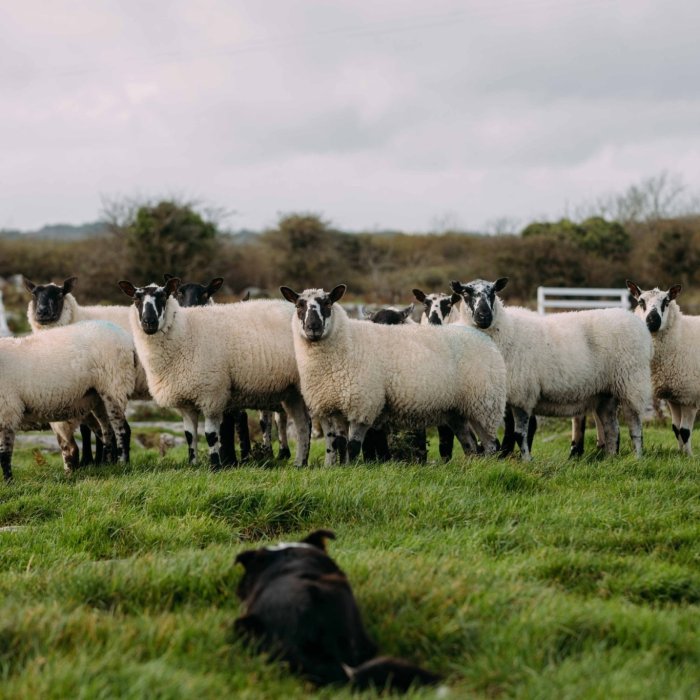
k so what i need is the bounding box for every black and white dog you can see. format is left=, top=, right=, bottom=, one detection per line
left=234, top=529, right=441, bottom=692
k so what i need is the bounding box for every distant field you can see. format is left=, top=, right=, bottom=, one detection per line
left=1, top=422, right=699, bottom=699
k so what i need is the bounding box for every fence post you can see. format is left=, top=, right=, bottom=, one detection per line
left=0, top=290, right=11, bottom=337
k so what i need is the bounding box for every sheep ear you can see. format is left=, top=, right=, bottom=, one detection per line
left=62, top=276, right=77, bottom=294
left=118, top=280, right=136, bottom=298
left=401, top=304, right=414, bottom=320
left=329, top=284, right=347, bottom=304
left=668, top=284, right=682, bottom=300
left=241, top=291, right=251, bottom=302
left=163, top=273, right=174, bottom=283
left=302, top=529, right=335, bottom=551
left=450, top=280, right=464, bottom=295
left=23, top=277, right=36, bottom=294
left=164, top=277, right=181, bottom=297
left=494, top=277, right=509, bottom=292
left=626, top=280, right=642, bottom=299
left=206, top=278, right=224, bottom=296
left=412, top=288, right=426, bottom=303
left=450, top=292, right=461, bottom=305
left=280, top=286, right=299, bottom=304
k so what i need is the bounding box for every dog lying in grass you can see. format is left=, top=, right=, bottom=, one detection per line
left=234, top=529, right=441, bottom=692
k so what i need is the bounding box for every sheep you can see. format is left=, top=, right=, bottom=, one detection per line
left=0, top=320, right=135, bottom=481
left=412, top=289, right=461, bottom=326
left=279, top=285, right=506, bottom=461
left=451, top=277, right=652, bottom=459
left=24, top=276, right=148, bottom=464
left=118, top=277, right=311, bottom=468
left=412, top=288, right=539, bottom=458
left=165, top=273, right=291, bottom=463
left=626, top=280, right=699, bottom=455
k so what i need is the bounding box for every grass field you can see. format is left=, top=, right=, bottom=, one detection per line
left=1, top=421, right=700, bottom=699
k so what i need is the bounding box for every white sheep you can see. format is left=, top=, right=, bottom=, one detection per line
left=0, top=321, right=135, bottom=481
left=626, top=280, right=700, bottom=455
left=451, top=278, right=653, bottom=459
left=164, top=273, right=291, bottom=463
left=280, top=285, right=506, bottom=460
left=118, top=278, right=311, bottom=468
left=412, top=289, right=462, bottom=325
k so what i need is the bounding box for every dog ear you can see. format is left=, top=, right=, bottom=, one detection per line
left=235, top=550, right=259, bottom=569
left=302, top=529, right=336, bottom=551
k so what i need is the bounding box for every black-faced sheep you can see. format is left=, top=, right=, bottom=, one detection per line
left=119, top=278, right=311, bottom=468
left=452, top=277, right=652, bottom=459
left=280, top=285, right=506, bottom=460
left=627, top=280, right=699, bottom=454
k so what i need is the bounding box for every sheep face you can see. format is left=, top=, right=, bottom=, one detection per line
left=119, top=278, right=180, bottom=335
left=451, top=278, right=509, bottom=329
left=24, top=276, right=77, bottom=325
left=412, top=289, right=460, bottom=325
left=280, top=285, right=347, bottom=341
left=163, top=275, right=224, bottom=308
left=626, top=280, right=682, bottom=333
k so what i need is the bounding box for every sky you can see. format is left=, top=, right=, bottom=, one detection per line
left=1, top=0, right=699, bottom=233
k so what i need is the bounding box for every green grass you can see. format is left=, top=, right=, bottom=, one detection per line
left=1, top=423, right=700, bottom=699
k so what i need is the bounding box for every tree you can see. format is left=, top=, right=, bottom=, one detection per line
left=105, top=199, right=219, bottom=283
left=261, top=213, right=340, bottom=289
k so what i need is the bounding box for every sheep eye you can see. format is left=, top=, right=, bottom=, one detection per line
left=638, top=300, right=646, bottom=311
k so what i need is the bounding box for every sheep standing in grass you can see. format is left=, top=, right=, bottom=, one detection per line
left=119, top=277, right=311, bottom=468
left=451, top=277, right=652, bottom=459
left=280, top=285, right=506, bottom=460
left=0, top=321, right=135, bottom=481
left=166, top=274, right=290, bottom=463
left=627, top=280, right=700, bottom=455
left=25, top=276, right=148, bottom=464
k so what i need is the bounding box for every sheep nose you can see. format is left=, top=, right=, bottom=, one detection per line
left=646, top=309, right=661, bottom=332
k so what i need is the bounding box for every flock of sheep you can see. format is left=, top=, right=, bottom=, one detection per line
left=1, top=272, right=698, bottom=482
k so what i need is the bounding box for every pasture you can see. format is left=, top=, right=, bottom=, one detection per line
left=1, top=422, right=700, bottom=699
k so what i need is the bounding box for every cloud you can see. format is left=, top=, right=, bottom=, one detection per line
left=1, top=0, right=699, bottom=231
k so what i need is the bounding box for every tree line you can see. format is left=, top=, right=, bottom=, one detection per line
left=2, top=175, right=700, bottom=330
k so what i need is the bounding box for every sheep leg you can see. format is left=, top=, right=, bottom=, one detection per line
left=511, top=407, right=532, bottom=461
left=83, top=412, right=106, bottom=464
left=445, top=415, right=480, bottom=457
left=595, top=396, right=619, bottom=455
left=51, top=422, right=80, bottom=474
left=437, top=425, right=454, bottom=462
left=321, top=417, right=338, bottom=466
left=500, top=407, right=516, bottom=457
left=281, top=394, right=311, bottom=467
left=668, top=401, right=684, bottom=451
left=101, top=398, right=130, bottom=463
left=258, top=411, right=274, bottom=457
left=679, top=406, right=697, bottom=456
left=79, top=423, right=94, bottom=466
left=234, top=410, right=250, bottom=461
left=275, top=411, right=291, bottom=460
left=1, top=429, right=15, bottom=482
left=409, top=428, right=428, bottom=463
left=570, top=416, right=586, bottom=458
left=331, top=415, right=349, bottom=464
left=204, top=414, right=225, bottom=470
left=180, top=406, right=199, bottom=464
left=348, top=422, right=371, bottom=462
left=219, top=410, right=238, bottom=466
left=621, top=404, right=643, bottom=458
left=466, top=418, right=500, bottom=456
left=526, top=415, right=537, bottom=452
left=593, top=411, right=606, bottom=449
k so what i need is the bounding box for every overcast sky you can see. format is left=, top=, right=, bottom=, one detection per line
left=1, top=0, right=699, bottom=233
